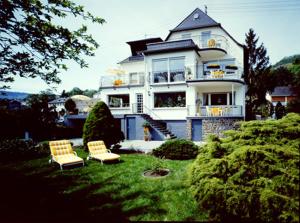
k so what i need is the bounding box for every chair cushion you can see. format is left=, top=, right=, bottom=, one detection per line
left=90, top=153, right=120, bottom=161
left=54, top=154, right=84, bottom=165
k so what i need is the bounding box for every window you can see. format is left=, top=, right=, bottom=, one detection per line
left=152, top=57, right=185, bottom=83
left=203, top=93, right=235, bottom=106
left=129, top=73, right=138, bottom=84
left=108, top=94, right=129, bottom=108
left=153, top=59, right=168, bottom=83
left=170, top=57, right=185, bottom=82
left=201, top=31, right=211, bottom=47
left=154, top=92, right=186, bottom=108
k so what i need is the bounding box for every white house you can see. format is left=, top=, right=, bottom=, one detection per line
left=98, top=8, right=247, bottom=141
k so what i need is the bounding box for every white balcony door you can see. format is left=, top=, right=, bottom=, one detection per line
left=201, top=31, right=211, bottom=48
left=136, top=93, right=143, bottom=113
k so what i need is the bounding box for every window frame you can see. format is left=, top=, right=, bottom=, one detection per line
left=153, top=91, right=186, bottom=108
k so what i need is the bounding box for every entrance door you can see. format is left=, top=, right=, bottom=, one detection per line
left=127, top=117, right=136, bottom=140
left=136, top=93, right=143, bottom=113
left=192, top=120, right=202, bottom=141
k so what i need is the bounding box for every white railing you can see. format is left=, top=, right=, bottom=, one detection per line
left=100, top=73, right=145, bottom=88
left=187, top=105, right=243, bottom=117
left=186, top=64, right=243, bottom=81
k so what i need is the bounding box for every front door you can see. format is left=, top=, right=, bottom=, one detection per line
left=127, top=117, right=136, bottom=140
left=136, top=93, right=143, bottom=113
left=192, top=119, right=202, bottom=141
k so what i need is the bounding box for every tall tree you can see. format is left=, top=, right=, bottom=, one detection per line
left=244, top=29, right=272, bottom=120
left=0, top=0, right=105, bottom=89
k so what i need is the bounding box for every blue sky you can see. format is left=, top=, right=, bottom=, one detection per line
left=9, top=0, right=300, bottom=94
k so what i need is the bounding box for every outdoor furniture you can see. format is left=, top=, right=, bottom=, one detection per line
left=49, top=140, right=84, bottom=170
left=87, top=140, right=120, bottom=164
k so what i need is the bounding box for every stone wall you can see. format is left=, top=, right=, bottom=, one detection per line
left=186, top=119, right=192, bottom=140
left=202, top=117, right=243, bottom=139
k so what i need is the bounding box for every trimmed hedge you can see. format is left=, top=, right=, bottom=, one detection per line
left=0, top=139, right=50, bottom=161
left=188, top=113, right=300, bottom=222
left=152, top=139, right=199, bottom=160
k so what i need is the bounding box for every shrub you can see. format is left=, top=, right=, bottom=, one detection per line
left=82, top=101, right=124, bottom=150
left=275, top=101, right=285, bottom=119
left=0, top=139, right=49, bottom=161
left=64, top=98, right=77, bottom=114
left=152, top=139, right=199, bottom=160
left=188, top=113, right=300, bottom=222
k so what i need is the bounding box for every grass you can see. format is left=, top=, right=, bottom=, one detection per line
left=0, top=148, right=207, bottom=222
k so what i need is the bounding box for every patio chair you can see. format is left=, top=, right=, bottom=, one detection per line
left=49, top=140, right=84, bottom=170
left=87, top=140, right=120, bottom=164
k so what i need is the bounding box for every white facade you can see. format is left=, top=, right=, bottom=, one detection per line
left=98, top=8, right=246, bottom=121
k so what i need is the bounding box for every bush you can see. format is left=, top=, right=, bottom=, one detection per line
left=152, top=139, right=199, bottom=160
left=188, top=113, right=300, bottom=222
left=0, top=139, right=50, bottom=161
left=275, top=101, right=286, bottom=119
left=82, top=101, right=124, bottom=150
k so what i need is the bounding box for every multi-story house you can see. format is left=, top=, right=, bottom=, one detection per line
left=98, top=8, right=248, bottom=141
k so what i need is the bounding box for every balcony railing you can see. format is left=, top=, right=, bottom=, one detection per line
left=186, top=64, right=243, bottom=81
left=100, top=73, right=145, bottom=88
left=171, top=34, right=229, bottom=52
left=187, top=105, right=243, bottom=117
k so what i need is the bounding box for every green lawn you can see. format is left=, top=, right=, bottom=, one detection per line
left=0, top=149, right=207, bottom=222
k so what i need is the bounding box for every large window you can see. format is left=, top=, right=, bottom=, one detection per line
left=154, top=92, right=186, bottom=108
left=203, top=93, right=235, bottom=106
left=153, top=59, right=168, bottom=83
left=152, top=57, right=185, bottom=83
left=108, top=94, right=129, bottom=108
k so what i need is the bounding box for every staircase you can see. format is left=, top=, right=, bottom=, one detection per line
left=140, top=114, right=177, bottom=139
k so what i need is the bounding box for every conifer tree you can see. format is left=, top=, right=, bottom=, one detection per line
left=244, top=29, right=272, bottom=120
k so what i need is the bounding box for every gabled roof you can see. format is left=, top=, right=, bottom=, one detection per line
left=171, top=8, right=220, bottom=32
left=271, top=86, right=296, bottom=96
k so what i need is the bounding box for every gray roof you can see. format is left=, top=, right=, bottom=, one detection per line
left=171, top=8, right=219, bottom=32
left=49, top=97, right=67, bottom=104
left=144, top=39, right=199, bottom=55
left=271, top=86, right=295, bottom=96
left=118, top=55, right=144, bottom=64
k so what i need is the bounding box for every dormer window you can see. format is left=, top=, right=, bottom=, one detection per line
left=193, top=13, right=199, bottom=20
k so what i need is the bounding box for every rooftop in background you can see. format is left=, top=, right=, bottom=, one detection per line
left=270, top=86, right=296, bottom=96
left=49, top=97, right=67, bottom=104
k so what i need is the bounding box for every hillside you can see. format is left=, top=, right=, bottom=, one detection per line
left=0, top=91, right=30, bottom=100
left=273, top=54, right=300, bottom=67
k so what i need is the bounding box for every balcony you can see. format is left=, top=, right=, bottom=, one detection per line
left=100, top=73, right=145, bottom=88
left=187, top=105, right=243, bottom=117
left=186, top=64, right=243, bottom=82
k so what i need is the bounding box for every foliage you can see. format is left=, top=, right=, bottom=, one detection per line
left=62, top=87, right=97, bottom=98
left=0, top=139, right=49, bottom=161
left=64, top=98, right=77, bottom=113
left=142, top=121, right=151, bottom=128
left=0, top=0, right=104, bottom=89
left=244, top=29, right=272, bottom=120
left=152, top=139, right=199, bottom=160
left=275, top=102, right=285, bottom=119
left=257, top=100, right=274, bottom=118
left=188, top=113, right=300, bottom=222
left=82, top=101, right=124, bottom=150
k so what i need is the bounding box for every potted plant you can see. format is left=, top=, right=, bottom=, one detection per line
left=142, top=122, right=151, bottom=141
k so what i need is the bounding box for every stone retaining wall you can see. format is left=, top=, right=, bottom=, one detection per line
left=202, top=117, right=243, bottom=139
left=186, top=119, right=192, bottom=140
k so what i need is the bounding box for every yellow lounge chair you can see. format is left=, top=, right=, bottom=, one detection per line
left=87, top=140, right=120, bottom=164
left=49, top=140, right=84, bottom=170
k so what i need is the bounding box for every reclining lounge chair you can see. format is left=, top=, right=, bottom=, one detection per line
left=87, top=140, right=120, bottom=164
left=49, top=140, right=84, bottom=170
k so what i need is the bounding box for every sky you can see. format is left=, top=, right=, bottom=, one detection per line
left=8, top=0, right=300, bottom=94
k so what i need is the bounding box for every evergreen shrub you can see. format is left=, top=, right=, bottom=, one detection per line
left=188, top=113, right=300, bottom=222
left=152, top=139, right=199, bottom=160
left=82, top=101, right=124, bottom=150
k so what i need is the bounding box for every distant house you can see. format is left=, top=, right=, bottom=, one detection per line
left=48, top=97, right=67, bottom=112
left=266, top=86, right=297, bottom=106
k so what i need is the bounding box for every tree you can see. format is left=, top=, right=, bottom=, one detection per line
left=244, top=29, right=272, bottom=120
left=64, top=98, right=77, bottom=114
left=0, top=0, right=105, bottom=89
left=275, top=102, right=285, bottom=119
left=82, top=101, right=124, bottom=150
left=68, top=87, right=83, bottom=96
